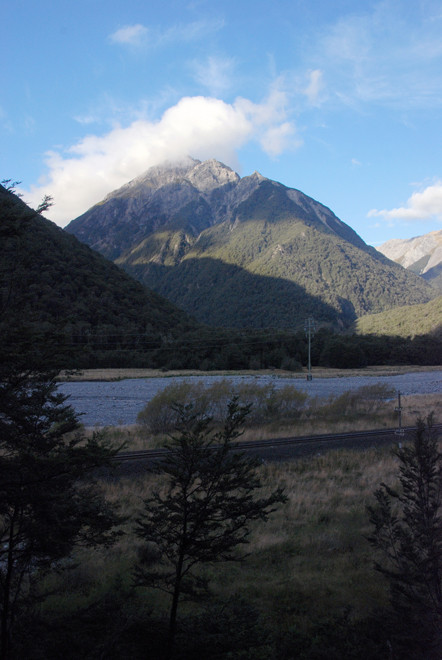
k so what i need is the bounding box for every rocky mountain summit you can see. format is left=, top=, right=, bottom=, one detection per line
left=66, top=159, right=436, bottom=329
left=377, top=230, right=442, bottom=291
left=68, top=158, right=365, bottom=260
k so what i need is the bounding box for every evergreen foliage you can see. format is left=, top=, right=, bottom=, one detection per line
left=0, top=334, right=122, bottom=659
left=0, top=184, right=196, bottom=368
left=354, top=295, right=442, bottom=338
left=123, top=221, right=435, bottom=329
left=133, top=399, right=286, bottom=658
left=367, top=415, right=442, bottom=659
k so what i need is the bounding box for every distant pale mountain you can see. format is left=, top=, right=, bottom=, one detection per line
left=66, top=159, right=436, bottom=330
left=377, top=230, right=442, bottom=292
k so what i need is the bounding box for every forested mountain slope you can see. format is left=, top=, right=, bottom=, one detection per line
left=354, top=295, right=442, bottom=338
left=0, top=184, right=196, bottom=366
left=66, top=159, right=436, bottom=329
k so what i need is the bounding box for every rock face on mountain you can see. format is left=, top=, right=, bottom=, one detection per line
left=66, top=159, right=436, bottom=329
left=68, top=158, right=367, bottom=260
left=377, top=230, right=442, bottom=292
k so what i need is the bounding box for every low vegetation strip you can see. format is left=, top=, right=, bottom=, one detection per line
left=134, top=378, right=437, bottom=439
left=111, top=426, right=442, bottom=479
left=58, top=364, right=442, bottom=381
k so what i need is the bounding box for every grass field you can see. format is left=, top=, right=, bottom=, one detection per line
left=58, top=364, right=442, bottom=381
left=101, top=391, right=441, bottom=451
left=43, top=438, right=428, bottom=658
left=39, top=379, right=441, bottom=657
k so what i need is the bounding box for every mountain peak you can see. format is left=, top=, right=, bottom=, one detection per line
left=66, top=158, right=435, bottom=328
left=108, top=157, right=199, bottom=200
left=66, top=157, right=372, bottom=260
left=249, top=170, right=266, bottom=181
left=377, top=229, right=442, bottom=290
left=185, top=159, right=240, bottom=192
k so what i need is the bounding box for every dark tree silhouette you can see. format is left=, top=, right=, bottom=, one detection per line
left=0, top=337, right=122, bottom=660
left=367, top=415, right=442, bottom=659
left=134, top=398, right=286, bottom=659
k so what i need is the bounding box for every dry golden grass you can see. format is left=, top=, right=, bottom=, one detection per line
left=100, top=392, right=441, bottom=451
left=95, top=441, right=413, bottom=626
left=399, top=392, right=442, bottom=423
left=204, top=445, right=407, bottom=622
left=58, top=364, right=441, bottom=381
left=36, top=402, right=439, bottom=660
left=50, top=422, right=440, bottom=652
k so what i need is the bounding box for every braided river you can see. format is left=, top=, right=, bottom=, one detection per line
left=58, top=371, right=442, bottom=427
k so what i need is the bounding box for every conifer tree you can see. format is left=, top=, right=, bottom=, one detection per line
left=0, top=330, right=121, bottom=659
left=134, top=399, right=286, bottom=659
left=367, top=415, right=442, bottom=659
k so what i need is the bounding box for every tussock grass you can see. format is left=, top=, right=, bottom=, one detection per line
left=39, top=428, right=442, bottom=657
left=64, top=444, right=407, bottom=619
left=58, top=364, right=442, bottom=381
left=101, top=392, right=441, bottom=450
left=36, top=414, right=442, bottom=657
left=204, top=446, right=402, bottom=628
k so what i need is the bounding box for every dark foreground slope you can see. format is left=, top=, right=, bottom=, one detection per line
left=0, top=184, right=196, bottom=367
left=66, top=159, right=435, bottom=329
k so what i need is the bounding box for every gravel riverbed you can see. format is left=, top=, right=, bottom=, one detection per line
left=58, top=371, right=442, bottom=428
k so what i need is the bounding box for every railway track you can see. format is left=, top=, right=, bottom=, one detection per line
left=114, top=423, right=442, bottom=465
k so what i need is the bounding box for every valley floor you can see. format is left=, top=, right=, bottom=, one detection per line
left=58, top=364, right=442, bottom=381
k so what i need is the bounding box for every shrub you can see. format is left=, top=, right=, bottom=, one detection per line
left=137, top=380, right=308, bottom=434
left=234, top=383, right=307, bottom=424
left=317, top=383, right=395, bottom=420
left=137, top=381, right=209, bottom=434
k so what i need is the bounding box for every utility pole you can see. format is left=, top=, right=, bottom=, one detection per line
left=304, top=317, right=316, bottom=381
left=395, top=390, right=404, bottom=446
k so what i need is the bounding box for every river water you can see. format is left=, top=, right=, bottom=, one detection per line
left=58, top=371, right=442, bottom=427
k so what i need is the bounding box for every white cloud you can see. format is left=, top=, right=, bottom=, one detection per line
left=24, top=115, right=36, bottom=133
left=260, top=123, right=299, bottom=158
left=109, top=24, right=148, bottom=47
left=192, top=56, right=236, bottom=96
left=236, top=83, right=288, bottom=126
left=108, top=19, right=223, bottom=50
left=312, top=4, right=442, bottom=109
left=303, top=70, right=324, bottom=106
left=25, top=93, right=298, bottom=226
left=73, top=114, right=99, bottom=126
left=158, top=19, right=224, bottom=46
left=368, top=182, right=442, bottom=221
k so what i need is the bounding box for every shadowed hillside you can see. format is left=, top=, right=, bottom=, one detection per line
left=128, top=256, right=350, bottom=329
left=0, top=184, right=197, bottom=367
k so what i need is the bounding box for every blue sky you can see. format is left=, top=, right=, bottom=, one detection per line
left=2, top=0, right=442, bottom=246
